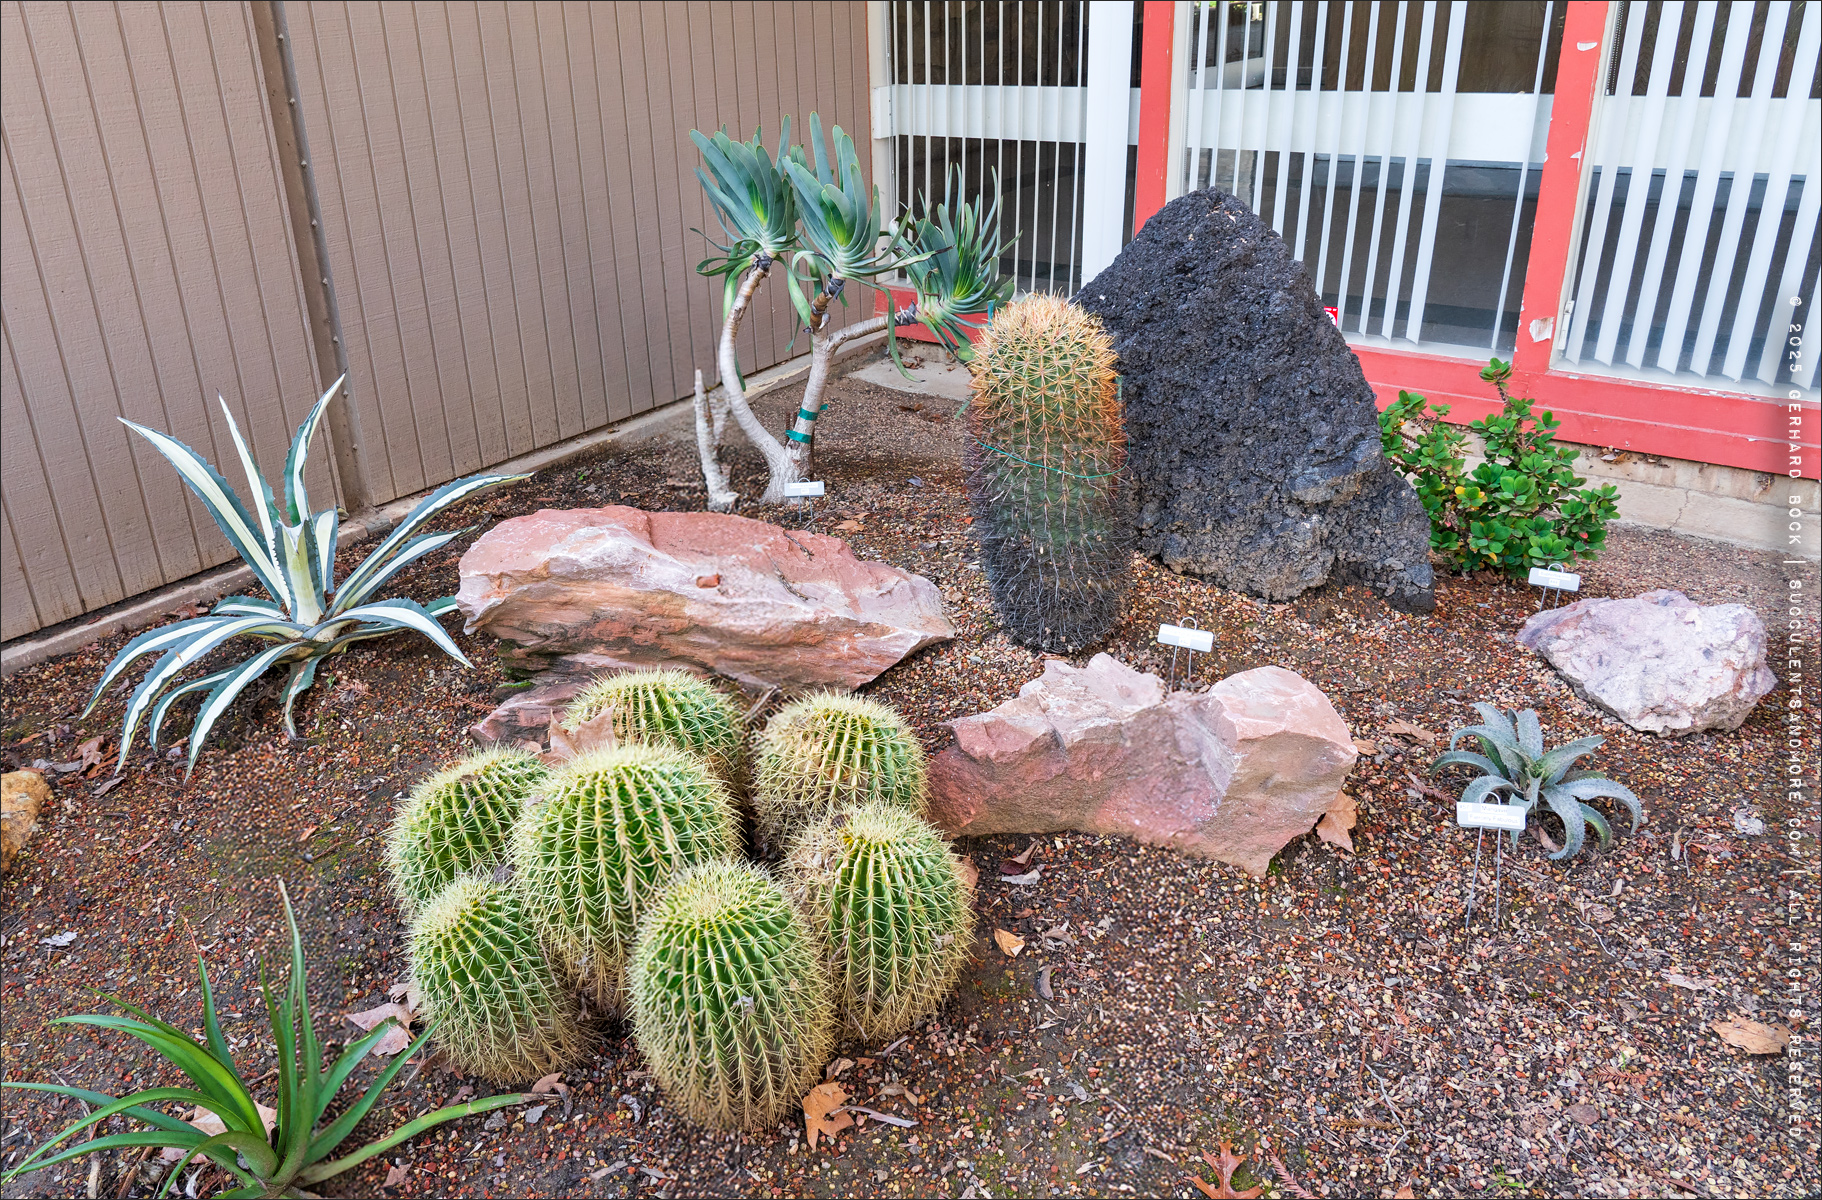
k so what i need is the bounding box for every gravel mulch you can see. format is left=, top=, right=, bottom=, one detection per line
left=2, top=356, right=1817, bottom=1199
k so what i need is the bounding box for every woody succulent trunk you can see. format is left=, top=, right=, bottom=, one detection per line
left=690, top=116, right=1011, bottom=510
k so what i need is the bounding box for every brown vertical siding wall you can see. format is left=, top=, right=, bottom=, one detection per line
left=1, top=1, right=873, bottom=639
left=283, top=0, right=872, bottom=506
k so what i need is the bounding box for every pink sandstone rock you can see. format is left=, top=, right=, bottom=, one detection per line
left=455, top=507, right=953, bottom=695
left=927, top=654, right=1357, bottom=875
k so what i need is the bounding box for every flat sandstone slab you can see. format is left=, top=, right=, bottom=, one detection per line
left=456, top=507, right=953, bottom=694
left=928, top=655, right=1357, bottom=876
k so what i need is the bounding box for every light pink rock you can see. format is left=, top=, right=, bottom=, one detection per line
left=456, top=507, right=953, bottom=693
left=1516, top=588, right=1775, bottom=735
left=927, top=654, right=1357, bottom=875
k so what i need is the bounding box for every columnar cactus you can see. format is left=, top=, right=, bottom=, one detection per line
left=786, top=802, right=975, bottom=1039
left=385, top=749, right=551, bottom=913
left=560, top=669, right=744, bottom=782
left=752, top=693, right=927, bottom=843
left=406, top=876, right=590, bottom=1081
left=628, top=862, right=834, bottom=1129
left=510, top=745, right=737, bottom=1010
left=965, top=292, right=1131, bottom=653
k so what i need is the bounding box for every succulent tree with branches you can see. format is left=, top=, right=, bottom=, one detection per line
left=690, top=115, right=1011, bottom=510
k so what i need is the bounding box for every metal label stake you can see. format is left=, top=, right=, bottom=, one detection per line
left=782, top=479, right=824, bottom=531
left=1458, top=801, right=1526, bottom=930
left=1527, top=566, right=1581, bottom=611
left=1158, top=621, right=1213, bottom=692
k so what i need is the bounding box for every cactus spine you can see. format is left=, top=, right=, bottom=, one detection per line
left=628, top=861, right=834, bottom=1130
left=786, top=802, right=974, bottom=1039
left=385, top=748, right=551, bottom=914
left=965, top=293, right=1130, bottom=653
left=510, top=745, right=737, bottom=1010
left=752, top=692, right=927, bottom=844
left=560, top=669, right=744, bottom=782
left=407, top=876, right=590, bottom=1080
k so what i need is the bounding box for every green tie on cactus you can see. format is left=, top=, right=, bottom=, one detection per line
left=560, top=669, right=744, bottom=782
left=628, top=861, right=834, bottom=1130
left=752, top=692, right=928, bottom=844
left=786, top=802, right=975, bottom=1040
left=385, top=748, right=550, bottom=914
left=407, top=876, right=590, bottom=1081
left=965, top=293, right=1132, bottom=653
left=511, top=745, right=738, bottom=1010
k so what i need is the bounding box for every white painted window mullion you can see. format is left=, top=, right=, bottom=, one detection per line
left=1566, top=0, right=1651, bottom=364
left=1652, top=4, right=1754, bottom=373
left=1400, top=0, right=1467, bottom=345
left=1691, top=0, right=1795, bottom=375
left=1591, top=0, right=1685, bottom=363
left=1623, top=0, right=1721, bottom=368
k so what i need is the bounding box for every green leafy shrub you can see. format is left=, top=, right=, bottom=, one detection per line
left=1432, top=703, right=1643, bottom=860
left=385, top=748, right=550, bottom=914
left=1379, top=358, right=1619, bottom=575
left=559, top=669, right=744, bottom=782
left=4, top=882, right=530, bottom=1197
left=752, top=693, right=928, bottom=844
left=628, top=861, right=834, bottom=1130
left=786, top=802, right=974, bottom=1039
left=87, top=378, right=524, bottom=774
left=511, top=745, right=738, bottom=1010
left=407, top=876, right=592, bottom=1081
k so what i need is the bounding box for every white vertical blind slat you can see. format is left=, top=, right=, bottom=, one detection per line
left=1311, top=0, right=1361, bottom=310
left=1492, top=0, right=1557, bottom=350
left=1590, top=0, right=1686, bottom=364
left=1291, top=0, right=1331, bottom=261
left=1757, top=175, right=1821, bottom=384
left=1334, top=1, right=1388, bottom=332
left=1400, top=0, right=1468, bottom=343
left=1690, top=0, right=1795, bottom=374
left=1270, top=1, right=1307, bottom=235
left=1356, top=0, right=1413, bottom=335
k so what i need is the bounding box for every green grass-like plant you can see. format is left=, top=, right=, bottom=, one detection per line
left=752, top=692, right=928, bottom=844
left=2, top=882, right=530, bottom=1198
left=1432, top=703, right=1643, bottom=860
left=511, top=745, right=738, bottom=1010
left=786, top=802, right=975, bottom=1039
left=628, top=861, right=834, bottom=1130
left=560, top=669, right=744, bottom=782
left=385, top=748, right=550, bottom=913
left=85, top=377, right=524, bottom=775
left=407, top=876, right=591, bottom=1082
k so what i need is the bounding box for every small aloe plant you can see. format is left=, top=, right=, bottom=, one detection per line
left=1, top=882, right=530, bottom=1198
left=87, top=377, right=525, bottom=774
left=1432, top=703, right=1643, bottom=860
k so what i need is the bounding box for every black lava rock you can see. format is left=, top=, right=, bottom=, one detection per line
left=1078, top=189, right=1436, bottom=612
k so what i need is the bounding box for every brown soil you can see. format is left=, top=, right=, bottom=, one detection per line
left=2, top=362, right=1817, bottom=1200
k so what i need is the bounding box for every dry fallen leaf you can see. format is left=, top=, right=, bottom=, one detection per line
left=1712, top=1015, right=1791, bottom=1054
left=1383, top=719, right=1437, bottom=746
left=1394, top=1187, right=1416, bottom=1199
left=1187, top=1142, right=1265, bottom=1199
left=297, top=824, right=319, bottom=843
left=993, top=929, right=1025, bottom=958
left=162, top=1103, right=277, bottom=1161
left=802, top=1081, right=853, bottom=1151
left=1315, top=791, right=1356, bottom=852
left=1566, top=1103, right=1601, bottom=1125
left=1352, top=738, right=1380, bottom=755
left=824, top=1057, right=855, bottom=1081
left=383, top=1162, right=409, bottom=1190
left=75, top=736, right=105, bottom=772
left=834, top=520, right=865, bottom=533
left=387, top=979, right=422, bottom=1012
left=544, top=706, right=619, bottom=764
left=956, top=855, right=979, bottom=890
left=346, top=1001, right=416, bottom=1056
left=1666, top=971, right=1717, bottom=992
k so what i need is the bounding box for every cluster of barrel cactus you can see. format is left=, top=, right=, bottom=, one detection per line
left=382, top=671, right=973, bottom=1130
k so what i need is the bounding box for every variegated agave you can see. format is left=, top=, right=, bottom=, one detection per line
left=87, top=377, right=525, bottom=775
left=1431, top=703, right=1643, bottom=860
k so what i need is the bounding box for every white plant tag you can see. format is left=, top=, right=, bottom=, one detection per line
left=1457, top=802, right=1527, bottom=832
left=1157, top=624, right=1214, bottom=652
left=1527, top=567, right=1581, bottom=592
left=782, top=480, right=825, bottom=498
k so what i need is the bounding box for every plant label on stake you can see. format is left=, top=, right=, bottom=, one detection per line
left=1527, top=566, right=1581, bottom=611
left=783, top=480, right=823, bottom=530
left=1158, top=622, right=1213, bottom=692
left=1457, top=802, right=1524, bottom=931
